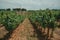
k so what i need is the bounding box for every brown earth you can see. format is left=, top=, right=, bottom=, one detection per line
left=8, top=18, right=38, bottom=40
left=53, top=28, right=60, bottom=40
left=0, top=24, right=8, bottom=39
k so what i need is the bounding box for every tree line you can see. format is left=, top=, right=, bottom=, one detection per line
left=0, top=8, right=27, bottom=11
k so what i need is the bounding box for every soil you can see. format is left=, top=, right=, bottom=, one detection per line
left=53, top=28, right=60, bottom=40
left=0, top=25, right=8, bottom=39
left=8, top=18, right=38, bottom=40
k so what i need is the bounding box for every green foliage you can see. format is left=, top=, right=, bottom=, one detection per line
left=0, top=11, right=25, bottom=31
left=28, top=9, right=59, bottom=29
left=0, top=9, right=60, bottom=31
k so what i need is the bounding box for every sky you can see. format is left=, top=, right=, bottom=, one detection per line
left=0, top=0, right=60, bottom=10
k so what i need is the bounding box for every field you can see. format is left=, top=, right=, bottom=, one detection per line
left=0, top=9, right=60, bottom=40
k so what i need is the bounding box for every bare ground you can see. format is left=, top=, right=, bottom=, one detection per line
left=8, top=18, right=38, bottom=40
left=53, top=28, right=60, bottom=40
left=0, top=25, right=8, bottom=39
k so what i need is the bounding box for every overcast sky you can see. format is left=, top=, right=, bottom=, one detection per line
left=0, top=0, right=60, bottom=10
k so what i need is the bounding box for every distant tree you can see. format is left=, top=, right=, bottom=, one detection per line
left=13, top=8, right=21, bottom=11
left=6, top=8, right=11, bottom=11
left=46, top=8, right=49, bottom=9
left=21, top=8, right=27, bottom=11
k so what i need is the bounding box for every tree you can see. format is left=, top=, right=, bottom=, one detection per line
left=21, top=8, right=27, bottom=11
left=6, top=8, right=11, bottom=11
left=13, top=8, right=21, bottom=11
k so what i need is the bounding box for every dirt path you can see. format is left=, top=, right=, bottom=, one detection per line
left=8, top=18, right=38, bottom=40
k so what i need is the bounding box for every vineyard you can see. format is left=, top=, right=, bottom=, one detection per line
left=0, top=9, right=60, bottom=40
